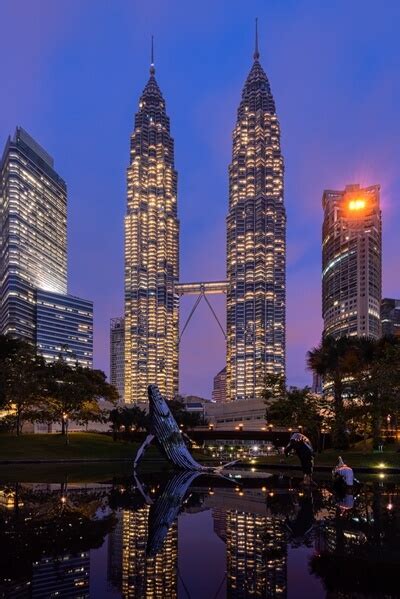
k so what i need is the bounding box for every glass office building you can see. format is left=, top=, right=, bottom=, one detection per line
left=0, top=127, right=93, bottom=365
left=36, top=290, right=93, bottom=367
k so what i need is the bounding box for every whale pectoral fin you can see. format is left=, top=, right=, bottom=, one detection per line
left=134, top=433, right=155, bottom=471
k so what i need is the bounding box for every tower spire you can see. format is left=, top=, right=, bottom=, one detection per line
left=254, top=17, right=260, bottom=60
left=150, top=35, right=155, bottom=75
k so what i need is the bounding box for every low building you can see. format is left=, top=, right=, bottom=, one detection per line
left=205, top=398, right=266, bottom=430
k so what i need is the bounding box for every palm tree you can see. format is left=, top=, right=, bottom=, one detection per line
left=307, top=335, right=359, bottom=449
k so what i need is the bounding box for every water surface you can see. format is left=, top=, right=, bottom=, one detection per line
left=0, top=473, right=398, bottom=598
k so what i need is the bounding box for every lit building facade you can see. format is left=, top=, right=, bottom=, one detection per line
left=0, top=127, right=67, bottom=341
left=322, top=184, right=381, bottom=339
left=226, top=511, right=287, bottom=598
left=121, top=507, right=177, bottom=598
left=0, top=127, right=93, bottom=365
left=110, top=317, right=125, bottom=402
left=226, top=28, right=286, bottom=401
left=36, top=290, right=93, bottom=367
left=381, top=298, right=400, bottom=338
left=212, top=366, right=227, bottom=403
left=124, top=55, right=179, bottom=404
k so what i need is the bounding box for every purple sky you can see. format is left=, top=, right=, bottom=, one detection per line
left=1, top=0, right=399, bottom=398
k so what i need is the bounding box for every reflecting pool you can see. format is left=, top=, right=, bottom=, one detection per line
left=0, top=472, right=399, bottom=598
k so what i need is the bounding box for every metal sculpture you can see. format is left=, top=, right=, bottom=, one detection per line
left=143, top=470, right=201, bottom=556
left=134, top=384, right=235, bottom=472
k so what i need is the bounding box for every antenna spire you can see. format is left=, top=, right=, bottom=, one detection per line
left=150, top=35, right=155, bottom=75
left=254, top=17, right=260, bottom=60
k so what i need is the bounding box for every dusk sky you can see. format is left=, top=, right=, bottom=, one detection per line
left=1, top=0, right=399, bottom=398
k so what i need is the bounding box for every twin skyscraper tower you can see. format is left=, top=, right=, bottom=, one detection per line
left=124, top=27, right=286, bottom=403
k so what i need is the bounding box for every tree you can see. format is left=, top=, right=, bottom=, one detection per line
left=109, top=405, right=149, bottom=440
left=352, top=336, right=400, bottom=449
left=268, top=385, right=325, bottom=449
left=40, top=360, right=118, bottom=443
left=262, top=373, right=286, bottom=419
left=168, top=399, right=206, bottom=429
left=307, top=336, right=359, bottom=449
left=0, top=335, right=46, bottom=435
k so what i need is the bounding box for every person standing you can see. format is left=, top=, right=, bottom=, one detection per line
left=284, top=432, right=315, bottom=485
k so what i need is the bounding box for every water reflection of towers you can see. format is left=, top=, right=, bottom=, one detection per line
left=222, top=510, right=287, bottom=598
left=119, top=507, right=177, bottom=598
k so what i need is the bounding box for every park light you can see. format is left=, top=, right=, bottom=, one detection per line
left=261, top=486, right=267, bottom=492
left=251, top=467, right=255, bottom=472
left=379, top=473, right=385, bottom=479
left=61, top=496, right=66, bottom=504
left=219, top=446, right=223, bottom=451
left=253, top=446, right=259, bottom=452
left=387, top=503, right=393, bottom=511
left=378, top=463, right=386, bottom=469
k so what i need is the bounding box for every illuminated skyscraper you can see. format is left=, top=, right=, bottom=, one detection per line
left=322, top=184, right=381, bottom=339
left=0, top=127, right=67, bottom=341
left=212, top=366, right=227, bottom=403
left=0, top=127, right=93, bottom=365
left=226, top=23, right=286, bottom=401
left=124, top=46, right=179, bottom=404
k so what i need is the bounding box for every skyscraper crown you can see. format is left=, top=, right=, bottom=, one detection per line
left=239, top=20, right=276, bottom=114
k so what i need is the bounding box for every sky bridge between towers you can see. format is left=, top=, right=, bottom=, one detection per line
left=176, top=280, right=228, bottom=343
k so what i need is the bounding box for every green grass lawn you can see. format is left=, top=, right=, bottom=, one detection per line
left=245, top=449, right=400, bottom=469
left=0, top=432, right=145, bottom=461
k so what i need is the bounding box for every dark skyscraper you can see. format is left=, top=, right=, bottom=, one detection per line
left=381, top=298, right=400, bottom=338
left=226, top=23, right=286, bottom=401
left=124, top=44, right=179, bottom=404
left=110, top=317, right=125, bottom=402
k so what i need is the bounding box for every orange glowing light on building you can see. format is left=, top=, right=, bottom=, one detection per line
left=348, top=198, right=366, bottom=211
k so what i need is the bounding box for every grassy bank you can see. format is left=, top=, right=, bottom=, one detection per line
left=0, top=433, right=400, bottom=476
left=246, top=449, right=400, bottom=470
left=0, top=432, right=145, bottom=461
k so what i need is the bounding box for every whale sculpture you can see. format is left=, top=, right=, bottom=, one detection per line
left=145, top=470, right=201, bottom=556
left=134, top=384, right=235, bottom=472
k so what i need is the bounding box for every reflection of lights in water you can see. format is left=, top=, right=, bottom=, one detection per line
left=378, top=463, right=386, bottom=468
